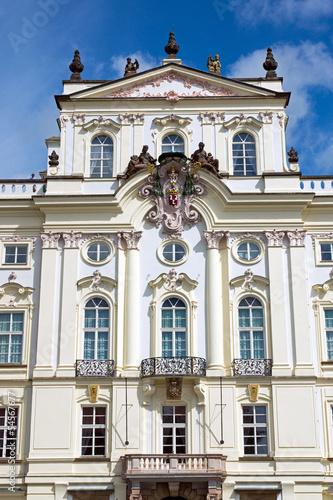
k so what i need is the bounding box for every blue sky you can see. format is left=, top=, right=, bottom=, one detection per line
left=1, top=0, right=333, bottom=178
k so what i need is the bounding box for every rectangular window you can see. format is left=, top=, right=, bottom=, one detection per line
left=325, top=310, right=333, bottom=359
left=81, top=406, right=106, bottom=456
left=4, top=245, right=28, bottom=265
left=0, top=407, right=18, bottom=458
left=0, top=312, right=23, bottom=363
left=320, top=243, right=333, bottom=262
left=242, top=405, right=268, bottom=456
left=162, top=405, right=186, bottom=454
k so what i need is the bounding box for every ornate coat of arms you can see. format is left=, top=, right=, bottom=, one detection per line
left=139, top=153, right=206, bottom=235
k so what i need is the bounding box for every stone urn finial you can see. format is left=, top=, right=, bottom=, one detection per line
left=165, top=31, right=179, bottom=58
left=48, top=150, right=59, bottom=167
left=263, top=47, right=278, bottom=79
left=287, top=147, right=299, bottom=163
left=69, top=49, right=84, bottom=81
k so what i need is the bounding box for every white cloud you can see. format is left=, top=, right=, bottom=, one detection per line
left=109, top=52, right=158, bottom=79
left=235, top=0, right=333, bottom=26
left=226, top=41, right=333, bottom=173
left=227, top=41, right=333, bottom=127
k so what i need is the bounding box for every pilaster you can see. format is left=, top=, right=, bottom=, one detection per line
left=72, top=114, right=85, bottom=176
left=260, top=111, right=274, bottom=172
left=58, top=115, right=69, bottom=176
left=56, top=232, right=82, bottom=377
left=123, top=231, right=142, bottom=375
left=133, top=120, right=144, bottom=159
left=287, top=229, right=314, bottom=375
left=203, top=230, right=225, bottom=374
left=33, top=232, right=61, bottom=378
left=265, top=230, right=291, bottom=375
left=119, top=115, right=132, bottom=173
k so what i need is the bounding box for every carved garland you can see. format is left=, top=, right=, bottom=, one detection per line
left=107, top=72, right=239, bottom=99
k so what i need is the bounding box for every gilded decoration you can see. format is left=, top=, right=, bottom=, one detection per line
left=139, top=153, right=206, bottom=235
left=166, top=377, right=182, bottom=400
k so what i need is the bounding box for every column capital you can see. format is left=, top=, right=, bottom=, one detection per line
left=62, top=231, right=82, bottom=249
left=122, top=231, right=143, bottom=250
left=41, top=231, right=61, bottom=249
left=265, top=229, right=285, bottom=247
left=286, top=229, right=306, bottom=247
left=203, top=230, right=225, bottom=249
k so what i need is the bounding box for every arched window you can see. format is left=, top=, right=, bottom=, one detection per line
left=83, top=298, right=109, bottom=359
left=161, top=135, right=185, bottom=154
left=161, top=297, right=186, bottom=358
left=238, top=297, right=264, bottom=359
left=232, top=133, right=256, bottom=176
left=90, top=135, right=113, bottom=178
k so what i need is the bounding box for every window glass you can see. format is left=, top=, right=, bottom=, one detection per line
left=162, top=243, right=186, bottom=262
left=238, top=298, right=264, bottom=359
left=161, top=298, right=186, bottom=358
left=84, top=298, right=109, bottom=360
left=0, top=407, right=18, bottom=458
left=321, top=243, right=333, bottom=261
left=161, top=135, right=185, bottom=154
left=325, top=310, right=333, bottom=359
left=4, top=246, right=27, bottom=265
left=232, top=134, right=256, bottom=176
left=162, top=405, right=186, bottom=454
left=0, top=313, right=23, bottom=363
left=87, top=242, right=111, bottom=262
left=237, top=242, right=260, bottom=261
left=242, top=405, right=268, bottom=455
left=90, top=136, right=113, bottom=178
left=81, top=406, right=106, bottom=456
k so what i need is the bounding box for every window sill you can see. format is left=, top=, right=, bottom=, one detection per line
left=239, top=456, right=274, bottom=461
left=74, top=457, right=109, bottom=462
left=0, top=364, right=26, bottom=368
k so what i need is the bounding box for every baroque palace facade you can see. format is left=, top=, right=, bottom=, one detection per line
left=1, top=35, right=333, bottom=500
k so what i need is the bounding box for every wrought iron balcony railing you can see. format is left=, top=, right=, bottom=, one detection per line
left=76, top=359, right=114, bottom=377
left=232, top=358, right=272, bottom=377
left=141, top=356, right=206, bottom=378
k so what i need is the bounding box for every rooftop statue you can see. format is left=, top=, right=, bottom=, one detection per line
left=124, top=57, right=139, bottom=77
left=139, top=145, right=156, bottom=165
left=207, top=54, right=221, bottom=75
left=191, top=142, right=219, bottom=176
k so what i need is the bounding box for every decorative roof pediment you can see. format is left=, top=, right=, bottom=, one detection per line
left=82, top=117, right=120, bottom=131
left=64, top=64, right=279, bottom=102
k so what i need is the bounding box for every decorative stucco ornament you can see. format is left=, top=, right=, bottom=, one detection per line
left=139, top=153, right=206, bottom=235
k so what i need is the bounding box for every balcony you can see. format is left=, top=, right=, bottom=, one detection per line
left=232, top=358, right=272, bottom=376
left=140, top=357, right=206, bottom=378
left=122, top=454, right=227, bottom=481
left=75, top=359, right=114, bottom=377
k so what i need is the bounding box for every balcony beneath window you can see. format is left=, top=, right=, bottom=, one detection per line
left=140, top=357, right=206, bottom=378
left=232, top=358, right=272, bottom=376
left=122, top=454, right=227, bottom=481
left=75, top=359, right=114, bottom=377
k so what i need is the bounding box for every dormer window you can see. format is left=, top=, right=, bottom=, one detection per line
left=232, top=133, right=256, bottom=176
left=90, top=136, right=113, bottom=178
left=161, top=135, right=184, bottom=154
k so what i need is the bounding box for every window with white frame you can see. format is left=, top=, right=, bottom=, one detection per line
left=325, top=310, right=333, bottom=360
left=237, top=242, right=260, bottom=261
left=0, top=407, right=18, bottom=458
left=0, top=313, right=23, bottom=363
left=87, top=242, right=111, bottom=263
left=238, top=297, right=264, bottom=359
left=83, top=298, right=109, bottom=360
left=81, top=406, right=106, bottom=456
left=161, top=135, right=185, bottom=154
left=162, top=405, right=186, bottom=454
left=90, top=135, right=113, bottom=178
left=232, top=133, right=256, bottom=176
left=320, top=243, right=333, bottom=262
left=161, top=298, right=186, bottom=358
left=242, top=405, right=268, bottom=456
left=4, top=245, right=28, bottom=265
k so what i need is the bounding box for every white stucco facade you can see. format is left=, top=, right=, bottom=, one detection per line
left=0, top=51, right=333, bottom=500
